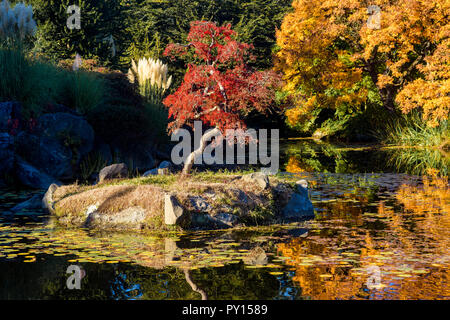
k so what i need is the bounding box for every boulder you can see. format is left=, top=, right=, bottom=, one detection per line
left=10, top=194, right=43, bottom=213
left=14, top=112, right=95, bottom=179
left=282, top=180, right=315, bottom=220
left=189, top=196, right=212, bottom=212
left=209, top=212, right=238, bottom=228
left=15, top=158, right=61, bottom=190
left=164, top=194, right=186, bottom=225
left=190, top=212, right=238, bottom=229
left=16, top=133, right=73, bottom=179
left=37, top=112, right=94, bottom=157
left=42, top=183, right=60, bottom=214
left=0, top=133, right=14, bottom=174
left=158, top=161, right=172, bottom=170
left=241, top=172, right=269, bottom=189
left=98, top=163, right=128, bottom=183
left=85, top=206, right=147, bottom=230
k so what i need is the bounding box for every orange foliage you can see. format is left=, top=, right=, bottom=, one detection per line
left=276, top=0, right=450, bottom=127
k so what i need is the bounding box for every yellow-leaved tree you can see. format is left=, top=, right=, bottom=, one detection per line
left=275, top=0, right=449, bottom=133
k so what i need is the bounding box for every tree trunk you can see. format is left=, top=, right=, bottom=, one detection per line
left=182, top=127, right=221, bottom=175
left=184, top=269, right=207, bottom=300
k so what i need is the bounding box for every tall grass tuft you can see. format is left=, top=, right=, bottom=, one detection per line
left=127, top=57, right=172, bottom=104
left=144, top=102, right=169, bottom=144
left=378, top=111, right=449, bottom=149
left=79, top=151, right=108, bottom=182
left=60, top=70, right=106, bottom=115
left=0, top=48, right=63, bottom=117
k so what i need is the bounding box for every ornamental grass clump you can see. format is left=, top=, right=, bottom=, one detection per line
left=0, top=0, right=36, bottom=44
left=127, top=57, right=172, bottom=104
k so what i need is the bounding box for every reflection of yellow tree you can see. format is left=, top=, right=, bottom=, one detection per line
left=376, top=172, right=450, bottom=299
left=278, top=238, right=371, bottom=300
left=277, top=171, right=450, bottom=299
left=397, top=170, right=449, bottom=218
left=285, top=157, right=310, bottom=174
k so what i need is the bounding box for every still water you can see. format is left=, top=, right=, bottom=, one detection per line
left=0, top=141, right=448, bottom=299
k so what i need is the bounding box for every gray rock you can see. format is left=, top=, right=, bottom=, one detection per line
left=16, top=133, right=73, bottom=179
left=0, top=133, right=14, bottom=174
left=191, top=212, right=239, bottom=229
left=37, top=112, right=94, bottom=157
left=158, top=161, right=172, bottom=170
left=42, top=183, right=60, bottom=214
left=10, top=194, right=43, bottom=213
left=143, top=168, right=158, bottom=177
left=14, top=112, right=94, bottom=179
left=86, top=206, right=146, bottom=230
left=282, top=180, right=315, bottom=220
left=98, top=163, right=128, bottom=183
left=241, top=172, right=269, bottom=189
left=189, top=196, right=212, bottom=212
left=16, top=157, right=61, bottom=190
left=209, top=212, right=238, bottom=227
left=165, top=194, right=185, bottom=225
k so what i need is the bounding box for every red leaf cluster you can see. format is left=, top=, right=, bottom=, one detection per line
left=163, top=21, right=281, bottom=133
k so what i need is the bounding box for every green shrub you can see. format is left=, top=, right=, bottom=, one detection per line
left=58, top=70, right=105, bottom=115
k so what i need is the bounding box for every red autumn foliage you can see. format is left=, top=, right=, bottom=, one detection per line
left=163, top=21, right=281, bottom=133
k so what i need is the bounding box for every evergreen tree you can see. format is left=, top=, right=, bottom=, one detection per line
left=24, top=0, right=127, bottom=67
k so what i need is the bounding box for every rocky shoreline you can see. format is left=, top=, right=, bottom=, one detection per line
left=0, top=101, right=165, bottom=190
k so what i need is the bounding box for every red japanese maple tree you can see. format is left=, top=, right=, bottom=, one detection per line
left=163, top=21, right=281, bottom=174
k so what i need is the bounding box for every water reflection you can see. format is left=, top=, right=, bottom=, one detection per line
left=277, top=170, right=449, bottom=299
left=0, top=141, right=449, bottom=300
left=281, top=139, right=449, bottom=175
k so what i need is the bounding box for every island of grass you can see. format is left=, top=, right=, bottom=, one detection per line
left=47, top=171, right=315, bottom=231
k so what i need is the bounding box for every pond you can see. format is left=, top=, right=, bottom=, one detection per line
left=0, top=141, right=448, bottom=300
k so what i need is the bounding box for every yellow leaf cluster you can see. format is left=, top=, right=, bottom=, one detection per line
left=276, top=0, right=450, bottom=127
